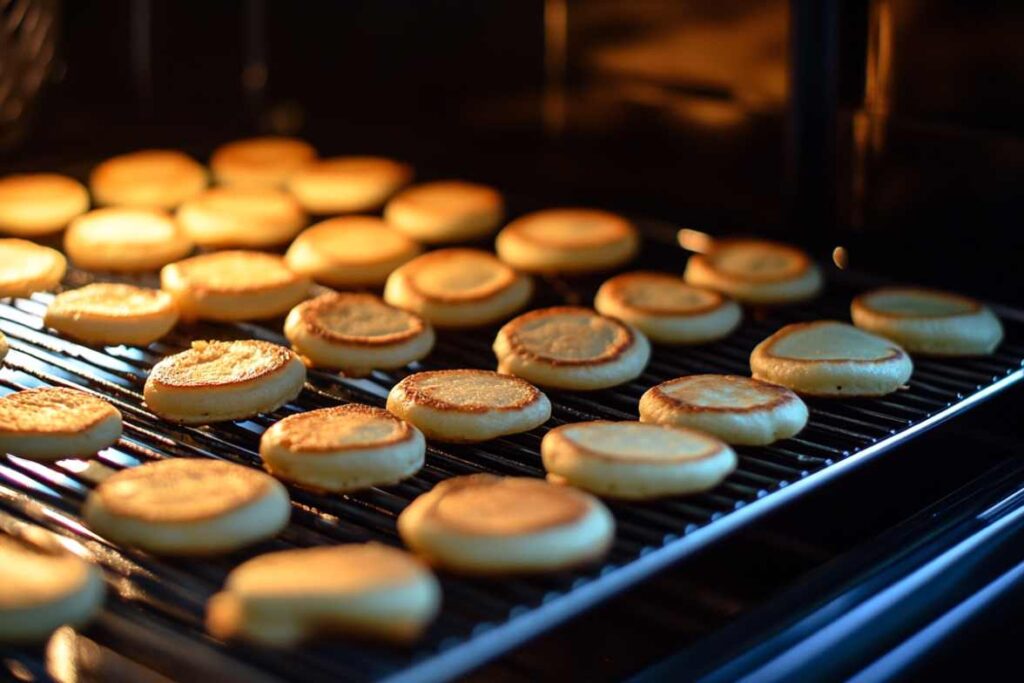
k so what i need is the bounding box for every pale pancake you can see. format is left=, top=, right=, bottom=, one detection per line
left=45, top=283, right=179, bottom=346
left=83, top=458, right=290, bottom=555
left=0, top=173, right=90, bottom=236
left=639, top=374, right=808, bottom=445
left=144, top=340, right=306, bottom=424
left=384, top=180, right=504, bottom=243
left=90, top=149, right=207, bottom=209
left=287, top=156, right=413, bottom=214
left=161, top=251, right=311, bottom=322
left=206, top=543, right=440, bottom=645
left=176, top=187, right=307, bottom=248
left=285, top=216, right=421, bottom=287
left=542, top=420, right=737, bottom=499
left=684, top=238, right=823, bottom=304
left=284, top=292, right=434, bottom=375
left=384, top=248, right=533, bottom=328
left=64, top=207, right=194, bottom=272
left=0, top=537, right=105, bottom=642
left=493, top=306, right=651, bottom=390
left=496, top=208, right=639, bottom=273
left=387, top=369, right=551, bottom=443
left=594, top=271, right=742, bottom=344
left=0, top=239, right=66, bottom=297
left=210, top=137, right=317, bottom=188
left=750, top=321, right=913, bottom=396
left=260, top=404, right=426, bottom=492
left=397, top=474, right=615, bottom=574
left=851, top=287, right=1004, bottom=356
left=0, top=387, right=122, bottom=461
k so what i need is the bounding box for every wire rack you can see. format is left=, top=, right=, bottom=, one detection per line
left=1, top=258, right=1022, bottom=682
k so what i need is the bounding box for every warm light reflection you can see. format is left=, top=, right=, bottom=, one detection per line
left=833, top=246, right=849, bottom=270
left=677, top=228, right=714, bottom=253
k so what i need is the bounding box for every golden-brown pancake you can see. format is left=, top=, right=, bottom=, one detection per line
left=287, top=156, right=413, bottom=214
left=64, top=207, right=194, bottom=272
left=496, top=208, right=639, bottom=273
left=384, top=180, right=504, bottom=243
left=683, top=238, right=823, bottom=304
left=0, top=173, right=90, bottom=236
left=90, top=149, right=207, bottom=209
left=210, top=136, right=317, bottom=188
left=384, top=248, right=533, bottom=328
left=397, top=474, right=615, bottom=574
left=285, top=216, right=421, bottom=288
left=0, top=387, right=122, bottom=461
left=387, top=369, right=551, bottom=442
left=45, top=283, right=179, bottom=346
left=176, top=186, right=307, bottom=248
left=206, top=543, right=440, bottom=645
left=0, top=239, right=66, bottom=298
left=144, top=340, right=306, bottom=424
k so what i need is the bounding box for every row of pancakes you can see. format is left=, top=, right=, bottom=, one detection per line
left=0, top=140, right=1006, bottom=648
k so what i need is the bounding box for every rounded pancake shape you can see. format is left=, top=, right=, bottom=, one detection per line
left=384, top=248, right=533, bottom=328
left=496, top=208, right=639, bottom=274
left=397, top=474, right=614, bottom=574
left=0, top=537, right=105, bottom=642
left=176, top=187, right=307, bottom=248
left=684, top=238, right=823, bottom=304
left=261, top=404, right=425, bottom=491
left=0, top=239, right=66, bottom=298
left=161, top=250, right=311, bottom=322
left=493, top=306, right=651, bottom=390
left=211, top=136, right=317, bottom=188
left=0, top=173, right=90, bottom=236
left=594, top=271, right=742, bottom=344
left=750, top=321, right=913, bottom=397
left=206, top=542, right=440, bottom=645
left=287, top=156, right=413, bottom=214
left=542, top=420, right=737, bottom=499
left=0, top=387, right=122, bottom=461
left=83, top=458, right=290, bottom=555
left=90, top=149, right=207, bottom=209
left=64, top=207, right=194, bottom=272
left=384, top=180, right=504, bottom=244
left=285, top=216, right=421, bottom=288
left=851, top=287, right=1004, bottom=356
left=284, top=292, right=434, bottom=375
left=639, top=374, right=808, bottom=445
left=386, top=369, right=551, bottom=443
left=262, top=403, right=425, bottom=493
left=45, top=283, right=179, bottom=346
left=144, top=340, right=306, bottom=424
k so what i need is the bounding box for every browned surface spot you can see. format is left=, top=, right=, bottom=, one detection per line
left=649, top=375, right=796, bottom=413
left=394, top=369, right=541, bottom=413
left=47, top=283, right=175, bottom=320
left=0, top=388, right=119, bottom=435
left=697, top=238, right=812, bottom=283
left=149, top=340, right=296, bottom=388
left=264, top=404, right=413, bottom=454
left=600, top=272, right=726, bottom=315
left=501, top=306, right=634, bottom=366
left=296, top=292, right=425, bottom=346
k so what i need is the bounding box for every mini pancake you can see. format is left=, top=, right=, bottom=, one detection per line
left=493, top=306, right=651, bottom=390
left=386, top=369, right=551, bottom=443
left=397, top=474, right=614, bottom=574
left=144, top=340, right=306, bottom=424
left=0, top=173, right=90, bottom=236
left=285, top=216, right=421, bottom=288
left=542, top=421, right=737, bottom=499
left=161, top=251, right=311, bottom=322
left=639, top=374, right=808, bottom=445
left=83, top=458, right=290, bottom=556
left=384, top=180, right=504, bottom=243
left=0, top=536, right=105, bottom=643
left=384, top=248, right=533, bottom=328
left=496, top=208, right=639, bottom=274
left=210, top=136, right=317, bottom=188
left=0, top=239, right=66, bottom=298
left=45, top=283, right=179, bottom=346
left=750, top=321, right=913, bottom=397
left=851, top=287, right=1004, bottom=356
left=64, top=207, right=194, bottom=272
left=284, top=292, right=434, bottom=375
left=594, top=271, right=742, bottom=344
left=287, top=156, right=413, bottom=214
left=683, top=238, right=823, bottom=304
left=261, top=404, right=425, bottom=492
left=0, top=387, right=122, bottom=461
left=176, top=187, right=307, bottom=249
left=206, top=543, right=440, bottom=646
left=90, top=149, right=207, bottom=209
